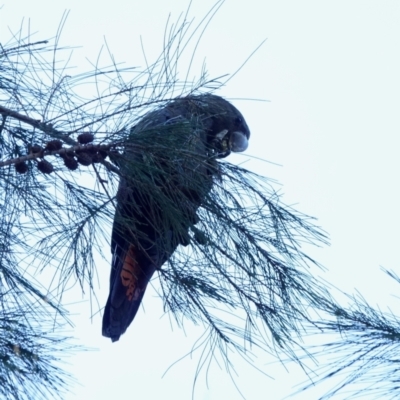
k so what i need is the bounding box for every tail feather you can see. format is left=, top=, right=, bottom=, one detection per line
left=102, top=245, right=156, bottom=342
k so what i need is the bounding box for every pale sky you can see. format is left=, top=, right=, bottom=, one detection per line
left=1, top=1, right=400, bottom=399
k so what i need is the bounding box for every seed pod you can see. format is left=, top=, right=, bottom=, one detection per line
left=85, top=147, right=97, bottom=156
left=59, top=150, right=74, bottom=160
left=45, top=140, right=63, bottom=151
left=178, top=230, right=191, bottom=247
left=77, top=133, right=94, bottom=144
left=63, top=156, right=78, bottom=171
left=77, top=152, right=92, bottom=166
left=91, top=152, right=104, bottom=163
left=37, top=159, right=54, bottom=174
left=98, top=150, right=108, bottom=160
left=192, top=227, right=208, bottom=245
left=30, top=144, right=43, bottom=154
left=15, top=161, right=28, bottom=174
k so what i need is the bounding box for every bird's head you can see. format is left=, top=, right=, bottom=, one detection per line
left=201, top=95, right=250, bottom=158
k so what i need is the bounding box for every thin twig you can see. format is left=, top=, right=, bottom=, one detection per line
left=0, top=104, right=76, bottom=145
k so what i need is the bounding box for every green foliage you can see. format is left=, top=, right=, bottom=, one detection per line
left=2, top=3, right=399, bottom=400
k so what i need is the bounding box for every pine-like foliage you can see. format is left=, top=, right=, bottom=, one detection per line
left=4, top=3, right=392, bottom=400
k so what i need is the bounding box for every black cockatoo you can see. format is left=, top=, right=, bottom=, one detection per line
left=102, top=94, right=250, bottom=342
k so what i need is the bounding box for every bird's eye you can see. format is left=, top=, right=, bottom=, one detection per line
left=235, top=117, right=242, bottom=125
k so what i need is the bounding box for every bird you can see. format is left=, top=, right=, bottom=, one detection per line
left=102, top=94, right=250, bottom=342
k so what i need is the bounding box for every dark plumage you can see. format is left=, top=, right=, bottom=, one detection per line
left=102, top=94, right=250, bottom=342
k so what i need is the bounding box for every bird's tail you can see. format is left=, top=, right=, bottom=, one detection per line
left=102, top=245, right=156, bottom=342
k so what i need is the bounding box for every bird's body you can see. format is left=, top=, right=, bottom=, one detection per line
left=102, top=94, right=250, bottom=341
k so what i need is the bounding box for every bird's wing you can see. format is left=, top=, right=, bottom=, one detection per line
left=103, top=104, right=208, bottom=342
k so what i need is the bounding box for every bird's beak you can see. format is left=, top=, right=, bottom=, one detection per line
left=229, top=131, right=249, bottom=152
left=214, top=129, right=249, bottom=158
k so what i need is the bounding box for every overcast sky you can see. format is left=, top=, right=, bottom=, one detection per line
left=1, top=1, right=400, bottom=399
